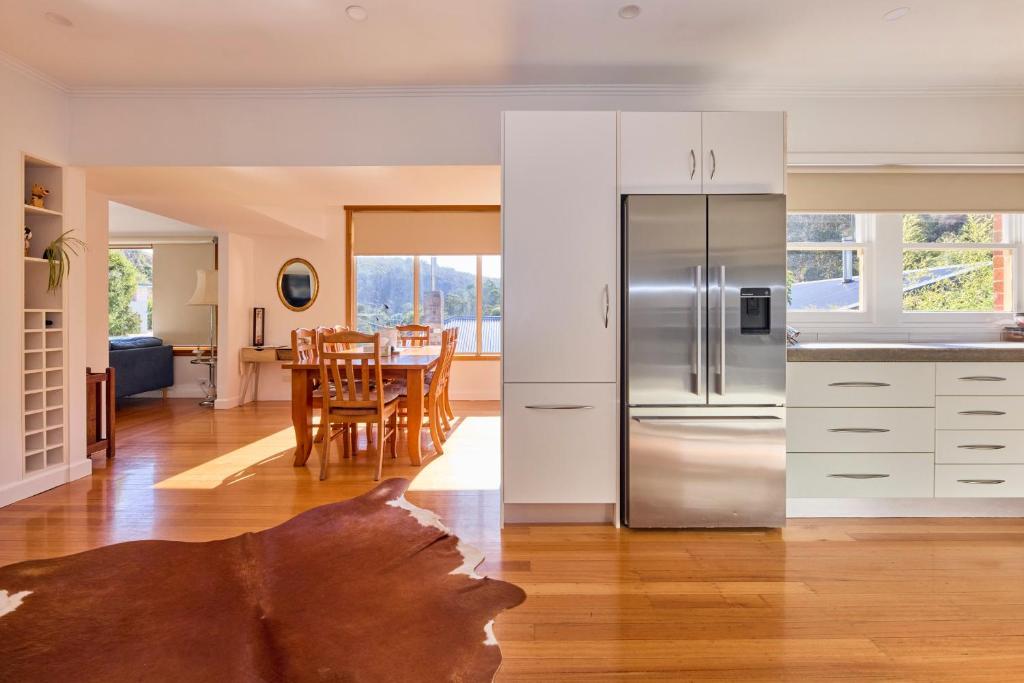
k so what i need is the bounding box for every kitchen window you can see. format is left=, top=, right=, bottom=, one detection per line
left=786, top=214, right=869, bottom=314
left=901, top=213, right=1014, bottom=314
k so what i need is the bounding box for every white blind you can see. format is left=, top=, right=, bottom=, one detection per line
left=788, top=172, right=1024, bottom=213
left=353, top=209, right=500, bottom=255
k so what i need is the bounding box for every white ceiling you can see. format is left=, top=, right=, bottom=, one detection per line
left=1, top=0, right=1022, bottom=90
left=89, top=166, right=500, bottom=239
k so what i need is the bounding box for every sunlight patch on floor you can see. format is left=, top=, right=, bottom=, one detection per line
left=153, top=428, right=294, bottom=489
left=409, top=417, right=501, bottom=492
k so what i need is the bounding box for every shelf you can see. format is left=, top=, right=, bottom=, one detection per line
left=24, top=204, right=62, bottom=217
left=24, top=309, right=63, bottom=313
left=24, top=256, right=48, bottom=264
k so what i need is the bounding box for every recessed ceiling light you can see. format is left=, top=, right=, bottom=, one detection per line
left=44, top=11, right=73, bottom=28
left=345, top=5, right=368, bottom=22
left=883, top=7, right=911, bottom=21
left=618, top=5, right=641, bottom=19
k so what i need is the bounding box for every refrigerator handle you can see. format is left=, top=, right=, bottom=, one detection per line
left=694, top=265, right=703, bottom=396
left=717, top=265, right=726, bottom=395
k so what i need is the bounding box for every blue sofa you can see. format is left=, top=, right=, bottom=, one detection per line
left=109, top=337, right=174, bottom=399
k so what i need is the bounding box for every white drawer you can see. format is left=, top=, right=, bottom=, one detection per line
left=936, top=430, right=1024, bottom=464
left=936, top=396, right=1024, bottom=430
left=787, top=362, right=935, bottom=408
left=502, top=382, right=617, bottom=504
left=937, top=363, right=1024, bottom=396
left=788, top=408, right=934, bottom=453
left=935, top=465, right=1024, bottom=497
left=788, top=452, right=934, bottom=498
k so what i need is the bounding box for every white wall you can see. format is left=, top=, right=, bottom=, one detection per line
left=216, top=232, right=255, bottom=408
left=84, top=191, right=109, bottom=371
left=0, top=60, right=90, bottom=505
left=70, top=89, right=1024, bottom=167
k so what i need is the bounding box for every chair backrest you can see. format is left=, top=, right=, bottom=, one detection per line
left=318, top=330, right=385, bottom=415
left=316, top=325, right=350, bottom=354
left=448, top=324, right=460, bottom=352
left=396, top=324, right=431, bottom=347
left=439, top=328, right=458, bottom=394
left=291, top=327, right=318, bottom=364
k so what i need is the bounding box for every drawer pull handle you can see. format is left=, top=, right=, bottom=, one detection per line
left=958, top=410, right=1005, bottom=416
left=957, top=479, right=1006, bottom=485
left=525, top=404, right=594, bottom=410
left=828, top=381, right=891, bottom=388
left=958, top=376, right=1007, bottom=382
left=958, top=444, right=1006, bottom=450
left=827, top=427, right=890, bottom=433
left=828, top=473, right=890, bottom=480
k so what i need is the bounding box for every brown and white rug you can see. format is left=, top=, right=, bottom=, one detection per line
left=0, top=479, right=525, bottom=682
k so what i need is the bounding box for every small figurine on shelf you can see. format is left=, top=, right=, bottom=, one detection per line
left=24, top=226, right=32, bottom=257
left=30, top=183, right=50, bottom=208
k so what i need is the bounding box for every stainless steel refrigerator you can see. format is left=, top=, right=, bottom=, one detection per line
left=623, top=194, right=787, bottom=528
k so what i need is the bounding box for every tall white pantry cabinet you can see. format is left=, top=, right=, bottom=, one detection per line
left=501, top=110, right=786, bottom=523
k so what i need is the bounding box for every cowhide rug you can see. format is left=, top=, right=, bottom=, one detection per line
left=0, top=478, right=526, bottom=682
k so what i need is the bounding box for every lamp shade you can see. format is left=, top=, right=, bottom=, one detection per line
left=186, top=269, right=218, bottom=306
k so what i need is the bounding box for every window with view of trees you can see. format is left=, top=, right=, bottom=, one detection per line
left=355, top=254, right=501, bottom=355
left=902, top=214, right=1012, bottom=313
left=786, top=214, right=865, bottom=312
left=108, top=248, right=153, bottom=337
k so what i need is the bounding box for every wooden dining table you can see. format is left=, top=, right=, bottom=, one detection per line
left=285, top=346, right=441, bottom=468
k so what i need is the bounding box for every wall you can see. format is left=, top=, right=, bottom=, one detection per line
left=152, top=242, right=216, bottom=345
left=0, top=58, right=90, bottom=505
left=216, top=232, right=255, bottom=408
left=84, top=191, right=109, bottom=371
left=70, top=89, right=1024, bottom=167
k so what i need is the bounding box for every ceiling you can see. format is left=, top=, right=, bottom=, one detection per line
left=88, top=165, right=500, bottom=239
left=1, top=0, right=1022, bottom=90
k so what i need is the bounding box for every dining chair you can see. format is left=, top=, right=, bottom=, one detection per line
left=316, top=330, right=401, bottom=481
left=436, top=330, right=458, bottom=435
left=397, top=328, right=456, bottom=456
left=442, top=326, right=458, bottom=422
left=396, top=324, right=431, bottom=347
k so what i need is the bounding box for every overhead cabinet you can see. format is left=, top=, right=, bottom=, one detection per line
left=619, top=111, right=786, bottom=194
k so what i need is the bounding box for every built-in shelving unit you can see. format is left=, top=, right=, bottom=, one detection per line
left=22, top=156, right=66, bottom=477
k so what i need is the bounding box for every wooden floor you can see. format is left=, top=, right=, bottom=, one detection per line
left=4, top=399, right=1024, bottom=681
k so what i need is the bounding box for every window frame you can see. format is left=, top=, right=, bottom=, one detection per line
left=786, top=213, right=875, bottom=325
left=898, top=213, right=1018, bottom=322
left=107, top=244, right=155, bottom=339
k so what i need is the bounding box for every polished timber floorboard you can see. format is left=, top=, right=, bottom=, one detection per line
left=5, top=399, right=1024, bottom=681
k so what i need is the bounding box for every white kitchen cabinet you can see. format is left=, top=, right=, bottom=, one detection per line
left=502, top=111, right=617, bottom=383
left=788, top=407, right=934, bottom=453
left=788, top=452, right=934, bottom=498
left=787, top=362, right=935, bottom=408
left=936, top=396, right=1024, bottom=430
left=619, top=112, right=702, bottom=194
left=502, top=383, right=618, bottom=504
left=935, top=465, right=1024, bottom=497
left=936, top=363, right=1024, bottom=396
left=701, top=112, right=786, bottom=194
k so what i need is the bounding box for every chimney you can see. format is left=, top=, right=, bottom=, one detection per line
left=842, top=237, right=854, bottom=283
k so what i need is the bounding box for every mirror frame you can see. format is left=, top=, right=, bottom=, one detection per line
left=277, top=258, right=319, bottom=312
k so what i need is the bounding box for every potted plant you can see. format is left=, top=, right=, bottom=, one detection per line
left=42, top=230, right=86, bottom=292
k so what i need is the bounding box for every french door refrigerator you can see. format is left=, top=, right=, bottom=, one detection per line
left=623, top=194, right=787, bottom=528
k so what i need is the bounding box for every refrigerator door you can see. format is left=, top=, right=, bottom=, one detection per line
left=708, top=195, right=787, bottom=406
left=624, top=195, right=707, bottom=406
left=626, top=406, right=786, bottom=528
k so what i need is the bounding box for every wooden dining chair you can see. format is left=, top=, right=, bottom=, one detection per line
left=435, top=330, right=459, bottom=435
left=396, top=324, right=431, bottom=347
left=442, top=325, right=458, bottom=422
left=397, top=328, right=456, bottom=456
left=317, top=330, right=402, bottom=481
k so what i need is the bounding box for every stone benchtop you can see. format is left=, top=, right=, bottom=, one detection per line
left=787, top=342, right=1024, bottom=362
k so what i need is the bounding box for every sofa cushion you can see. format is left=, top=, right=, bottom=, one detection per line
left=110, top=336, right=164, bottom=351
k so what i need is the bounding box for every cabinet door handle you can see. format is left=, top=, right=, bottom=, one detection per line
left=827, top=427, right=890, bottom=433
left=709, top=149, right=717, bottom=180
left=958, top=410, right=1005, bottom=416
left=958, top=376, right=1007, bottom=382
left=603, top=284, right=610, bottom=329
left=525, top=404, right=594, bottom=410
left=689, top=148, right=697, bottom=180
left=957, top=479, right=1006, bottom=485
left=828, top=473, right=890, bottom=480
left=958, top=444, right=1006, bottom=450
left=828, top=381, right=891, bottom=388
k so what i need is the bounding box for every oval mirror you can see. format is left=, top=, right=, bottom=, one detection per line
left=277, top=258, right=319, bottom=312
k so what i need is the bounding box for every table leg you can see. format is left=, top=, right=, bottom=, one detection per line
left=406, top=369, right=425, bottom=466
left=291, top=369, right=314, bottom=466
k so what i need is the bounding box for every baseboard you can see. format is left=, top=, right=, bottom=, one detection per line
left=136, top=385, right=205, bottom=399
left=503, top=503, right=615, bottom=524
left=70, top=459, right=92, bottom=481
left=0, top=468, right=72, bottom=508
left=214, top=395, right=240, bottom=410
left=788, top=498, right=1024, bottom=518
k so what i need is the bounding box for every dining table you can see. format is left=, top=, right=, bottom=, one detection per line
left=285, top=346, right=441, bottom=468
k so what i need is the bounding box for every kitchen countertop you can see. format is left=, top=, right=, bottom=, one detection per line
left=787, top=342, right=1024, bottom=362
